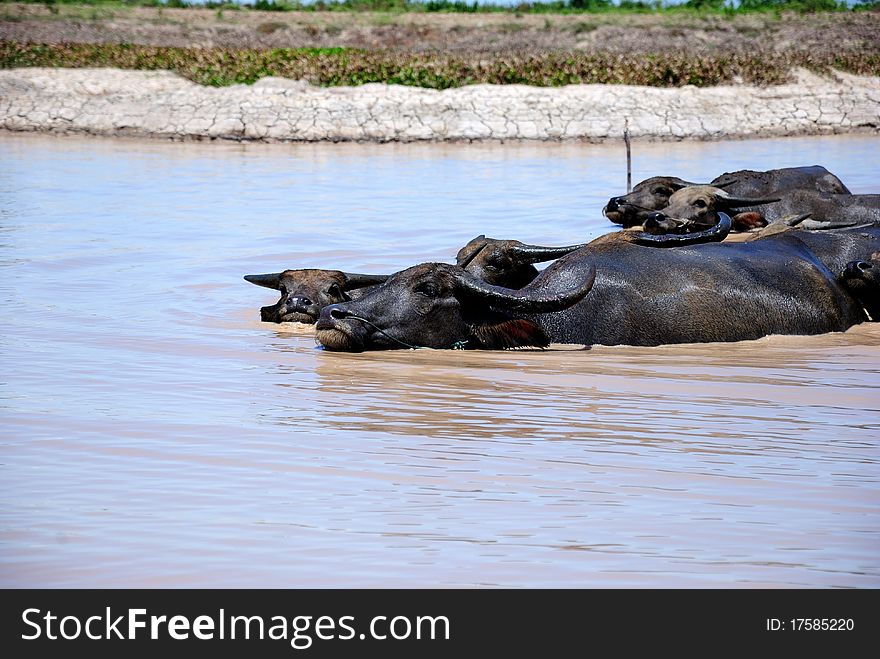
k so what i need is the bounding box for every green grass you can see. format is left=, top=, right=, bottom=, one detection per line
left=3, top=41, right=878, bottom=88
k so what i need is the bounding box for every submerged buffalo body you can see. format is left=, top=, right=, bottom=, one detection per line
left=710, top=166, right=851, bottom=197
left=604, top=166, right=851, bottom=228
left=316, top=227, right=878, bottom=352
left=244, top=269, right=388, bottom=323
left=732, top=191, right=880, bottom=228
left=457, top=219, right=736, bottom=290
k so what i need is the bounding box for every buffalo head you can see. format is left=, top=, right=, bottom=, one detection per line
left=456, top=235, right=587, bottom=288
left=244, top=269, right=388, bottom=324
left=314, top=259, right=596, bottom=352
left=644, top=186, right=780, bottom=234
left=840, top=253, right=880, bottom=320
left=603, top=176, right=702, bottom=227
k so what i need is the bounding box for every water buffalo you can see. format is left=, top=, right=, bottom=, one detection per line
left=464, top=223, right=879, bottom=290
left=840, top=254, right=880, bottom=320
left=456, top=236, right=589, bottom=289
left=646, top=186, right=880, bottom=235
left=643, top=186, right=781, bottom=233
left=457, top=220, right=735, bottom=289
left=604, top=166, right=851, bottom=228
left=725, top=190, right=880, bottom=228
left=245, top=224, right=724, bottom=324
left=244, top=269, right=388, bottom=323
left=711, top=165, right=851, bottom=197
left=603, top=176, right=702, bottom=227
left=315, top=225, right=877, bottom=352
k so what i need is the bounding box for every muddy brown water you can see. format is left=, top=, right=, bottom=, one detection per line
left=1, top=133, right=878, bottom=587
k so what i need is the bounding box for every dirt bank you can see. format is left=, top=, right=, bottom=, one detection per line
left=2, top=66, right=878, bottom=142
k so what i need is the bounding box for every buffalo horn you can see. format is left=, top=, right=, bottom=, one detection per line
left=716, top=190, right=782, bottom=208
left=508, top=242, right=589, bottom=263
left=632, top=213, right=732, bottom=247
left=342, top=273, right=389, bottom=290
left=454, top=259, right=596, bottom=313
left=668, top=177, right=703, bottom=189
left=243, top=273, right=283, bottom=290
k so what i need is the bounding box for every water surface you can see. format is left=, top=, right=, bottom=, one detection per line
left=1, top=133, right=879, bottom=587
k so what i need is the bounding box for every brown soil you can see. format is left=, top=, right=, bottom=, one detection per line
left=2, top=3, right=878, bottom=55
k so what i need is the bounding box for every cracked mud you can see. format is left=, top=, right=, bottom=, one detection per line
left=1, top=67, right=878, bottom=142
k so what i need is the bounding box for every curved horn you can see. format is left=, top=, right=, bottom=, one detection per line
left=668, top=177, right=703, bottom=189
left=244, top=273, right=283, bottom=290
left=716, top=190, right=781, bottom=207
left=454, top=257, right=596, bottom=313
left=341, top=273, right=389, bottom=290
left=632, top=213, right=732, bottom=247
left=508, top=242, right=589, bottom=264
left=783, top=213, right=811, bottom=227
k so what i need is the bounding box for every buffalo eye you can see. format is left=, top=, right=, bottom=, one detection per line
left=652, top=187, right=668, bottom=195
left=327, top=283, right=343, bottom=298
left=415, top=282, right=439, bottom=298
left=694, top=199, right=707, bottom=208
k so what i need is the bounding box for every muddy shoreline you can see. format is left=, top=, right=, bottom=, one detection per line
left=2, top=66, right=878, bottom=143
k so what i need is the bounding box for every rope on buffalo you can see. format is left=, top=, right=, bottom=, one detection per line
left=323, top=315, right=469, bottom=351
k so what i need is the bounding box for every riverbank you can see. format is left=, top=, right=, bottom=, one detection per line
left=2, top=66, right=878, bottom=142
left=2, top=4, right=878, bottom=57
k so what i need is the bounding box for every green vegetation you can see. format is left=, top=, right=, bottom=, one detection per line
left=3, top=41, right=877, bottom=87
left=4, top=0, right=878, bottom=15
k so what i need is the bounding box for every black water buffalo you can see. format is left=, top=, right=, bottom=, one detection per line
left=245, top=225, right=722, bottom=323
left=244, top=269, right=388, bottom=323
left=645, top=186, right=880, bottom=235
left=315, top=225, right=878, bottom=352
left=723, top=190, right=880, bottom=228
left=456, top=236, right=589, bottom=289
left=463, top=223, right=880, bottom=294
left=604, top=166, right=851, bottom=228
left=457, top=220, right=735, bottom=289
left=602, top=176, right=702, bottom=227
left=711, top=166, right=851, bottom=197
left=840, top=254, right=880, bottom=320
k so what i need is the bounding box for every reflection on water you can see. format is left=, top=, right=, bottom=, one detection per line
left=1, top=133, right=879, bottom=587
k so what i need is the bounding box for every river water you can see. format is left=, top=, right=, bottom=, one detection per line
left=1, top=132, right=878, bottom=587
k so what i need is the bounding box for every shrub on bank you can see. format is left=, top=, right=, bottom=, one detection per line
left=2, top=41, right=877, bottom=88
left=11, top=0, right=874, bottom=15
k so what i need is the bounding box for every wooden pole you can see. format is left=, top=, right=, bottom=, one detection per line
left=624, top=118, right=632, bottom=193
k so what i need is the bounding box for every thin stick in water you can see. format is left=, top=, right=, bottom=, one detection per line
left=624, top=118, right=632, bottom=194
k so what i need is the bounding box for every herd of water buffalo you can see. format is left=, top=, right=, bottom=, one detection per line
left=245, top=166, right=880, bottom=352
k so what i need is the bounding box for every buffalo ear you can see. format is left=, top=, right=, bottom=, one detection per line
left=456, top=235, right=489, bottom=267
left=472, top=319, right=550, bottom=350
